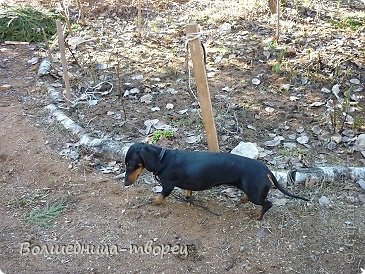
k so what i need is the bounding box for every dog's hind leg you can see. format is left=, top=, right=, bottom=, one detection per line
left=185, top=190, right=193, bottom=200
left=255, top=200, right=272, bottom=220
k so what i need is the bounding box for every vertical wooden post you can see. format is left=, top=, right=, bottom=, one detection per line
left=186, top=23, right=219, bottom=152
left=56, top=20, right=72, bottom=104
left=76, top=0, right=86, bottom=25
left=276, top=0, right=280, bottom=41
left=137, top=0, right=142, bottom=35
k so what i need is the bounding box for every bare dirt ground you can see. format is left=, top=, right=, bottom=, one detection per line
left=1, top=0, right=365, bottom=273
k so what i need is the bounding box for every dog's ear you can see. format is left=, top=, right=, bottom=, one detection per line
left=138, top=146, right=160, bottom=172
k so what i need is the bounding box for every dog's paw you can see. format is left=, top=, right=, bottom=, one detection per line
left=153, top=194, right=165, bottom=205
left=241, top=194, right=249, bottom=204
left=184, top=190, right=193, bottom=199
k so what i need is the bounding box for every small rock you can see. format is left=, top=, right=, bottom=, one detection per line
left=319, top=195, right=331, bottom=207
left=355, top=134, right=365, bottom=151
left=289, top=96, right=300, bottom=101
left=140, top=94, right=153, bottom=104
left=349, top=78, right=360, bottom=85
left=357, top=179, right=365, bottom=190
left=219, top=22, right=232, bottom=34
left=331, top=133, right=342, bottom=144
left=296, top=135, right=309, bottom=144
left=252, top=78, right=261, bottom=85
left=273, top=198, right=288, bottom=206
left=311, top=125, right=322, bottom=135
left=151, top=107, right=160, bottom=112
left=265, top=107, right=275, bottom=113
left=166, top=103, right=174, bottom=110
left=167, top=88, right=178, bottom=94
left=222, top=86, right=233, bottom=92
left=264, top=136, right=285, bottom=147
left=132, top=74, right=143, bottom=80
left=321, top=87, right=331, bottom=93
left=326, top=141, right=337, bottom=150
left=283, top=142, right=297, bottom=149
left=28, top=57, right=39, bottom=65
left=231, top=142, right=259, bottom=159
left=256, top=228, right=270, bottom=239
left=185, top=135, right=202, bottom=144
left=221, top=188, right=239, bottom=198
left=130, top=88, right=140, bottom=94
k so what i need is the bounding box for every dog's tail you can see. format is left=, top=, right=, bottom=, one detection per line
left=267, top=173, right=309, bottom=201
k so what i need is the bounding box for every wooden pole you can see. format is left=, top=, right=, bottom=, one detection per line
left=56, top=20, right=72, bottom=104
left=186, top=23, right=219, bottom=152
left=276, top=0, right=280, bottom=41
left=59, top=1, right=73, bottom=35
left=137, top=0, right=142, bottom=35
left=76, top=0, right=86, bottom=25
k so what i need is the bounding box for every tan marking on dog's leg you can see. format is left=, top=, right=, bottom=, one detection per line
left=241, top=194, right=249, bottom=204
left=185, top=190, right=192, bottom=199
left=154, top=193, right=165, bottom=205
left=267, top=174, right=275, bottom=187
left=253, top=207, right=264, bottom=220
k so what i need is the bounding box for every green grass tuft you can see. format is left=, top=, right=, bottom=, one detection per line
left=331, top=15, right=365, bottom=31
left=151, top=130, right=174, bottom=144
left=27, top=197, right=69, bottom=228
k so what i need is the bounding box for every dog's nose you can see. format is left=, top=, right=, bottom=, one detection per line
left=124, top=178, right=130, bottom=186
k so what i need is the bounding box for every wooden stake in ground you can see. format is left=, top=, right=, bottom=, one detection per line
left=76, top=0, right=86, bottom=25
left=276, top=0, right=280, bottom=41
left=137, top=0, right=142, bottom=35
left=41, top=28, right=55, bottom=70
left=186, top=23, right=219, bottom=152
left=59, top=1, right=73, bottom=35
left=56, top=20, right=72, bottom=104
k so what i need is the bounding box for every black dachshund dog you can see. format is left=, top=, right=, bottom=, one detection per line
left=124, top=143, right=309, bottom=220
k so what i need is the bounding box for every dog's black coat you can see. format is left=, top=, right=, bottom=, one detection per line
left=124, top=143, right=309, bottom=219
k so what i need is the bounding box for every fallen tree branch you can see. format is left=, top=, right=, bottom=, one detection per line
left=45, top=86, right=365, bottom=186
left=45, top=89, right=131, bottom=162
left=274, top=166, right=365, bottom=186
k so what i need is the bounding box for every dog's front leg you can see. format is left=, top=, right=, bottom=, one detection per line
left=154, top=185, right=174, bottom=205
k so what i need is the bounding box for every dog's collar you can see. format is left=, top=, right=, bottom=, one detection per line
left=159, top=148, right=167, bottom=162
left=154, top=148, right=167, bottom=180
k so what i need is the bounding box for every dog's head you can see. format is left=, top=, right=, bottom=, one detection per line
left=124, top=143, right=162, bottom=186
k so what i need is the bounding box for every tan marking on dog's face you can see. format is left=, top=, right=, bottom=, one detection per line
left=241, top=194, right=249, bottom=204
left=154, top=193, right=165, bottom=205
left=126, top=165, right=144, bottom=185
left=185, top=190, right=192, bottom=199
